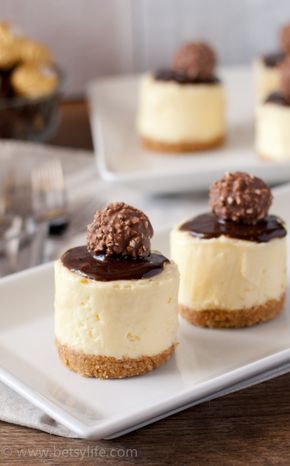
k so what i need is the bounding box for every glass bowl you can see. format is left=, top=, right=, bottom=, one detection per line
left=0, top=66, right=63, bottom=142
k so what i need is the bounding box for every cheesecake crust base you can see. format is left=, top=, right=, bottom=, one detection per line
left=179, top=293, right=285, bottom=328
left=141, top=135, right=225, bottom=153
left=259, top=153, right=290, bottom=162
left=56, top=340, right=175, bottom=379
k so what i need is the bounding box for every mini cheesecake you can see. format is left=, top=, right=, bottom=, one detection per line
left=256, top=57, right=290, bottom=160
left=254, top=53, right=284, bottom=104
left=55, top=202, right=179, bottom=378
left=137, top=42, right=225, bottom=153
left=254, top=24, right=290, bottom=103
left=171, top=172, right=287, bottom=328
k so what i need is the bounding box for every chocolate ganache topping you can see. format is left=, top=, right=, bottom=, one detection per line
left=155, top=41, right=218, bottom=85
left=262, top=51, right=285, bottom=68
left=61, top=202, right=169, bottom=281
left=180, top=172, right=286, bottom=243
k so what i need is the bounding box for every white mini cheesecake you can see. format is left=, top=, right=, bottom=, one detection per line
left=254, top=24, right=290, bottom=103
left=55, top=203, right=179, bottom=378
left=254, top=57, right=281, bottom=104
left=256, top=57, right=290, bottom=160
left=254, top=24, right=290, bottom=104
left=170, top=172, right=287, bottom=328
left=137, top=42, right=225, bottom=153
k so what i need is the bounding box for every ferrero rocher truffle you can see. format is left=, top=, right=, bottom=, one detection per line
left=280, top=24, right=290, bottom=54
left=209, top=172, right=272, bottom=225
left=11, top=63, right=58, bottom=98
left=87, top=202, right=154, bottom=258
left=172, top=42, right=216, bottom=79
left=0, top=22, right=22, bottom=44
left=279, top=57, right=290, bottom=100
left=0, top=42, right=19, bottom=69
left=17, top=38, right=52, bottom=64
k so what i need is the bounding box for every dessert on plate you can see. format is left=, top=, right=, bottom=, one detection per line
left=254, top=23, right=290, bottom=103
left=170, top=172, right=287, bottom=328
left=137, top=42, right=225, bottom=153
left=256, top=57, right=290, bottom=160
left=55, top=202, right=179, bottom=378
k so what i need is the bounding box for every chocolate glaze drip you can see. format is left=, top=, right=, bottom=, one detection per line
left=179, top=213, right=286, bottom=243
left=262, top=51, right=285, bottom=68
left=154, top=69, right=219, bottom=85
left=61, top=246, right=169, bottom=281
left=265, top=91, right=290, bottom=106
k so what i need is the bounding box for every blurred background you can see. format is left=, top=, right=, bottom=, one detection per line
left=0, top=0, right=290, bottom=277
left=0, top=0, right=288, bottom=94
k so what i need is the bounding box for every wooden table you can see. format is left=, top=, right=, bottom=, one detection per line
left=1, top=100, right=290, bottom=465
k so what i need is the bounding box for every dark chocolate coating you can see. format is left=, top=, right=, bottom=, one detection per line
left=265, top=91, right=290, bottom=106
left=262, top=52, right=285, bottom=68
left=61, top=246, right=169, bottom=281
left=179, top=213, right=286, bottom=243
left=154, top=69, right=219, bottom=85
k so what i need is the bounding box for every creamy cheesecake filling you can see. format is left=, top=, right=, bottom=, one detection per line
left=137, top=73, right=225, bottom=144
left=256, top=100, right=290, bottom=159
left=254, top=58, right=280, bottom=103
left=55, top=259, right=179, bottom=359
left=170, top=215, right=287, bottom=312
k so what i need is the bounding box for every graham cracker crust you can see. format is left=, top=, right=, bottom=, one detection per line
left=179, top=293, right=285, bottom=328
left=259, top=154, right=290, bottom=161
left=56, top=340, right=175, bottom=379
left=141, top=135, right=225, bottom=153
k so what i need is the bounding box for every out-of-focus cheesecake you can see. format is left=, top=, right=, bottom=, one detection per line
left=254, top=23, right=290, bottom=103
left=254, top=53, right=284, bottom=104
left=137, top=42, right=225, bottom=153
left=256, top=57, right=290, bottom=160
left=171, top=172, right=287, bottom=328
left=55, top=202, right=179, bottom=378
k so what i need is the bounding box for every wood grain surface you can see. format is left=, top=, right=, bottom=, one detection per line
left=1, top=101, right=290, bottom=466
left=49, top=99, right=93, bottom=150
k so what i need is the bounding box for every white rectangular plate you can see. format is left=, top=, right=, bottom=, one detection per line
left=88, top=68, right=290, bottom=194
left=1, top=186, right=290, bottom=440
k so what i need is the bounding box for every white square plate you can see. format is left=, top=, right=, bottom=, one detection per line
left=1, top=186, right=290, bottom=440
left=88, top=68, right=290, bottom=194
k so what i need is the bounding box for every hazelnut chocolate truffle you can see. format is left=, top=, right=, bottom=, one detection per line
left=0, top=41, right=20, bottom=69
left=55, top=202, right=179, bottom=378
left=87, top=202, right=153, bottom=258
left=137, top=41, right=225, bottom=153
left=256, top=56, right=290, bottom=160
left=172, top=42, right=216, bottom=80
left=170, top=172, right=287, bottom=328
left=209, top=172, right=273, bottom=224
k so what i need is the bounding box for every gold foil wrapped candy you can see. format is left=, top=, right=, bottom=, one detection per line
left=11, top=63, right=58, bottom=98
